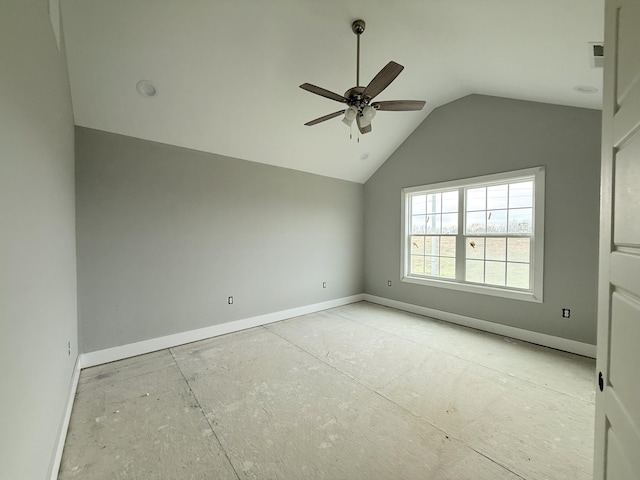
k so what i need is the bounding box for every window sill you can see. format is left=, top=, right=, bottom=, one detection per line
left=401, top=275, right=543, bottom=303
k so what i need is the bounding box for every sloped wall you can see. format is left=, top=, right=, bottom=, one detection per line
left=364, top=95, right=601, bottom=344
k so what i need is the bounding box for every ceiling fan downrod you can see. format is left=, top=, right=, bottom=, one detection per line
left=352, top=19, right=365, bottom=87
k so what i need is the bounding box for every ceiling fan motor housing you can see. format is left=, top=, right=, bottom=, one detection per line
left=344, top=86, right=373, bottom=113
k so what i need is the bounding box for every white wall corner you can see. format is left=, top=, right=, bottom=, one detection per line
left=79, top=294, right=365, bottom=369
left=49, top=0, right=61, bottom=51
left=364, top=294, right=597, bottom=358
left=48, top=356, right=81, bottom=480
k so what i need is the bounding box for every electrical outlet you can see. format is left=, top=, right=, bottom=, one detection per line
left=228, top=296, right=234, bottom=305
left=562, top=308, right=571, bottom=318
left=387, top=280, right=392, bottom=287
left=68, top=341, right=71, bottom=356
left=322, top=282, right=327, bottom=288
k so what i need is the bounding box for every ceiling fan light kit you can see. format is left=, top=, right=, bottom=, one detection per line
left=342, top=106, right=358, bottom=126
left=300, top=19, right=426, bottom=135
left=360, top=105, right=376, bottom=127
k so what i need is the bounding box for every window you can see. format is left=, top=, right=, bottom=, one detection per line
left=402, top=167, right=544, bottom=302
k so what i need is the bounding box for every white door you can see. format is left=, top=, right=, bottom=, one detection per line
left=595, top=0, right=640, bottom=478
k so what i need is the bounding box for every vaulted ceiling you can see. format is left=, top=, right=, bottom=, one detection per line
left=60, top=0, right=604, bottom=183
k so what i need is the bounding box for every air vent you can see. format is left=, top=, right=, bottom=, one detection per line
left=590, top=42, right=604, bottom=68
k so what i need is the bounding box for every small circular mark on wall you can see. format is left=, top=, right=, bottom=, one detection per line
left=573, top=85, right=598, bottom=94
left=136, top=80, right=157, bottom=98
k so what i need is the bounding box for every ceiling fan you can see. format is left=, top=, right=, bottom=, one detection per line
left=300, top=19, right=426, bottom=135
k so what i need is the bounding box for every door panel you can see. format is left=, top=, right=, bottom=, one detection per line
left=613, top=132, right=640, bottom=244
left=595, top=0, right=640, bottom=478
left=616, top=0, right=640, bottom=101
left=606, top=428, right=635, bottom=479
left=613, top=83, right=640, bottom=145
left=610, top=252, right=640, bottom=298
left=609, top=293, right=640, bottom=429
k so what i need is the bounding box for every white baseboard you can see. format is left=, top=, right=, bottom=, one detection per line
left=48, top=356, right=81, bottom=480
left=52, top=292, right=591, bottom=478
left=79, top=294, right=364, bottom=369
left=364, top=294, right=597, bottom=358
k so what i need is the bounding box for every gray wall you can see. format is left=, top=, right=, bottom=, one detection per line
left=76, top=128, right=364, bottom=353
left=0, top=2, right=78, bottom=479
left=364, top=95, right=601, bottom=345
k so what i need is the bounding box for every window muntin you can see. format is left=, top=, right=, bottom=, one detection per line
left=402, top=168, right=544, bottom=302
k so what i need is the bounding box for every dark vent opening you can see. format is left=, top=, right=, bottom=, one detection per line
left=593, top=44, right=604, bottom=57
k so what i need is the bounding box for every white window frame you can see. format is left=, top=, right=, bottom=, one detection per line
left=401, top=167, right=545, bottom=303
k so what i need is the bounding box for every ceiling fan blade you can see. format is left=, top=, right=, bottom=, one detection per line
left=362, top=61, right=404, bottom=100
left=300, top=83, right=348, bottom=103
left=356, top=114, right=372, bottom=134
left=372, top=100, right=426, bottom=111
left=304, top=110, right=345, bottom=126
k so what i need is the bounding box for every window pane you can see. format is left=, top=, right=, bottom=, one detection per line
left=411, top=215, right=426, bottom=234
left=466, top=211, right=486, bottom=233
left=440, top=236, right=456, bottom=257
left=442, top=191, right=458, bottom=213
left=424, top=236, right=439, bottom=256
left=485, top=261, right=506, bottom=286
left=485, top=237, right=506, bottom=261
left=466, top=260, right=484, bottom=283
left=411, top=195, right=426, bottom=215
left=426, top=193, right=441, bottom=214
left=442, top=213, right=458, bottom=234
left=411, top=236, right=425, bottom=255
left=507, top=238, right=530, bottom=263
left=466, top=237, right=485, bottom=259
left=411, top=255, right=425, bottom=275
left=467, top=187, right=486, bottom=211
left=509, top=181, right=533, bottom=208
left=404, top=168, right=542, bottom=299
left=487, top=209, right=507, bottom=233
left=440, top=258, right=456, bottom=278
left=424, top=256, right=440, bottom=276
left=508, top=208, right=533, bottom=233
left=426, top=214, right=441, bottom=234
left=507, top=263, right=530, bottom=289
left=487, top=184, right=508, bottom=210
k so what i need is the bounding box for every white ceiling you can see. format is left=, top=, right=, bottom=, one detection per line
left=60, top=0, right=604, bottom=183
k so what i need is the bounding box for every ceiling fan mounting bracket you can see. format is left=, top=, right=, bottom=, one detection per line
left=351, top=19, right=366, bottom=35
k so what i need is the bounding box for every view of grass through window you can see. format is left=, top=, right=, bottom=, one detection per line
left=410, top=190, right=458, bottom=278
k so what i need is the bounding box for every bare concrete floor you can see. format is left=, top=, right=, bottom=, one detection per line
left=59, top=301, right=596, bottom=479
